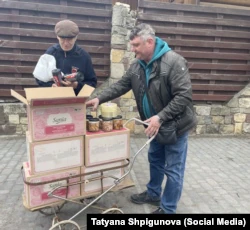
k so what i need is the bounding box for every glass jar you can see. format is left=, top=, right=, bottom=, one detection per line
left=86, top=115, right=93, bottom=131
left=102, top=117, right=113, bottom=132
left=113, top=115, right=123, bottom=130
left=88, top=118, right=100, bottom=132
left=98, top=115, right=103, bottom=130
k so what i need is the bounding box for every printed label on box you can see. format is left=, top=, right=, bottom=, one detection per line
left=43, top=180, right=67, bottom=192
left=31, top=106, right=85, bottom=140
left=24, top=167, right=80, bottom=208
left=42, top=180, right=67, bottom=200
left=45, top=124, right=75, bottom=134
left=87, top=134, right=128, bottom=165
left=33, top=139, right=82, bottom=173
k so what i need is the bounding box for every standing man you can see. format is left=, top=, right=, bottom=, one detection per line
left=86, top=23, right=197, bottom=214
left=35, top=19, right=97, bottom=94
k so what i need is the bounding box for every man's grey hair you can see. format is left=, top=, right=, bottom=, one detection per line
left=129, top=23, right=155, bottom=41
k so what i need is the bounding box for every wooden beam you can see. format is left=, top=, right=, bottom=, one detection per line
left=192, top=94, right=232, bottom=101
left=192, top=84, right=244, bottom=91
left=0, top=66, right=109, bottom=78
left=191, top=73, right=250, bottom=82
left=0, top=77, right=36, bottom=85
left=166, top=38, right=250, bottom=50
left=189, top=63, right=250, bottom=71
left=0, top=14, right=111, bottom=30
left=201, top=0, right=250, bottom=7
left=177, top=51, right=250, bottom=61
left=200, top=2, right=250, bottom=10
left=172, top=0, right=184, bottom=3
left=138, top=12, right=250, bottom=28
left=138, top=1, right=250, bottom=16
left=0, top=27, right=111, bottom=42
left=0, top=1, right=112, bottom=18
left=184, top=0, right=199, bottom=4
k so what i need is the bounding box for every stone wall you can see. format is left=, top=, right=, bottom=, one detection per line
left=195, top=85, right=250, bottom=135
left=1, top=2, right=250, bottom=136
left=0, top=103, right=28, bottom=135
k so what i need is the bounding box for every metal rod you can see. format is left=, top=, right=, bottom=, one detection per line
left=67, top=119, right=155, bottom=221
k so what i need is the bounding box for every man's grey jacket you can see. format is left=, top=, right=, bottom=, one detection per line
left=97, top=50, right=197, bottom=136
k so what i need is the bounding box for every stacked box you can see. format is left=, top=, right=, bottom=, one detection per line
left=11, top=86, right=95, bottom=209
left=85, top=128, right=130, bottom=166
left=27, top=104, right=86, bottom=141
left=23, top=162, right=81, bottom=209
left=11, top=85, right=94, bottom=175
left=26, top=132, right=84, bottom=175
left=11, top=85, right=134, bottom=209
left=11, top=85, right=94, bottom=142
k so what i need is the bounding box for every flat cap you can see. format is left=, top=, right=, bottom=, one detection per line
left=55, top=20, right=79, bottom=38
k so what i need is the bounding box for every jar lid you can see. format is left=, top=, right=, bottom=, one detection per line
left=113, top=115, right=122, bottom=119
left=98, top=115, right=103, bottom=119
left=89, top=118, right=99, bottom=122
left=102, top=117, right=113, bottom=121
left=86, top=115, right=93, bottom=119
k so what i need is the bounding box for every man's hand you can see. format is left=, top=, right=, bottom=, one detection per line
left=144, top=115, right=162, bottom=137
left=61, top=80, right=78, bottom=89
left=86, top=98, right=100, bottom=111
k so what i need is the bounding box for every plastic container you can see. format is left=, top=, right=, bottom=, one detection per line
left=113, top=115, right=123, bottom=130
left=100, top=103, right=117, bottom=118
left=102, top=117, right=113, bottom=132
left=88, top=118, right=100, bottom=132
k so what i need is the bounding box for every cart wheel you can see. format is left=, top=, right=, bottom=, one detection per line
left=39, top=202, right=65, bottom=216
left=49, top=220, right=81, bottom=230
left=102, top=207, right=124, bottom=214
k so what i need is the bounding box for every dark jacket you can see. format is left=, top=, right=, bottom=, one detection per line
left=36, top=43, right=97, bottom=95
left=97, top=50, right=197, bottom=136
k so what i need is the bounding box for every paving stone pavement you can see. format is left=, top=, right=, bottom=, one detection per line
left=0, top=135, right=250, bottom=229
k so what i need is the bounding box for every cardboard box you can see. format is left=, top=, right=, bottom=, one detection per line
left=26, top=132, right=84, bottom=175
left=22, top=162, right=81, bottom=209
left=85, top=128, right=130, bottom=166
left=81, top=161, right=126, bottom=196
left=11, top=85, right=94, bottom=141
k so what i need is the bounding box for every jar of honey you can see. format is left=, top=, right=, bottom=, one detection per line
left=102, top=117, right=113, bottom=132
left=88, top=118, right=100, bottom=132
left=86, top=115, right=93, bottom=131
left=113, top=115, right=123, bottom=130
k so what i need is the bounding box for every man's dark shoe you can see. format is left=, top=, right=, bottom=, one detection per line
left=130, top=190, right=160, bottom=206
left=151, top=207, right=166, bottom=214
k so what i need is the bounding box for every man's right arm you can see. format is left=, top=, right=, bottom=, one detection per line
left=86, top=70, right=132, bottom=109
left=97, top=71, right=132, bottom=104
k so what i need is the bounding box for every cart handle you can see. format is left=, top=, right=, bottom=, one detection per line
left=67, top=118, right=155, bottom=221
left=123, top=117, right=149, bottom=127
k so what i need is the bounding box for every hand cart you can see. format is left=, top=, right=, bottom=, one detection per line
left=21, top=118, right=154, bottom=230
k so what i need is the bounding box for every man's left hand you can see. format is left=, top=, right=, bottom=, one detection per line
left=61, top=80, right=78, bottom=89
left=144, top=115, right=162, bottom=137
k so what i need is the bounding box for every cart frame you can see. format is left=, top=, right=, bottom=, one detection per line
left=22, top=118, right=154, bottom=229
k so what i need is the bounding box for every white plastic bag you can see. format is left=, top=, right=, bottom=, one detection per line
left=33, top=54, right=56, bottom=82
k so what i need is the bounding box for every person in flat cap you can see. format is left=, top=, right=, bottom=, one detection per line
left=35, top=19, right=97, bottom=95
